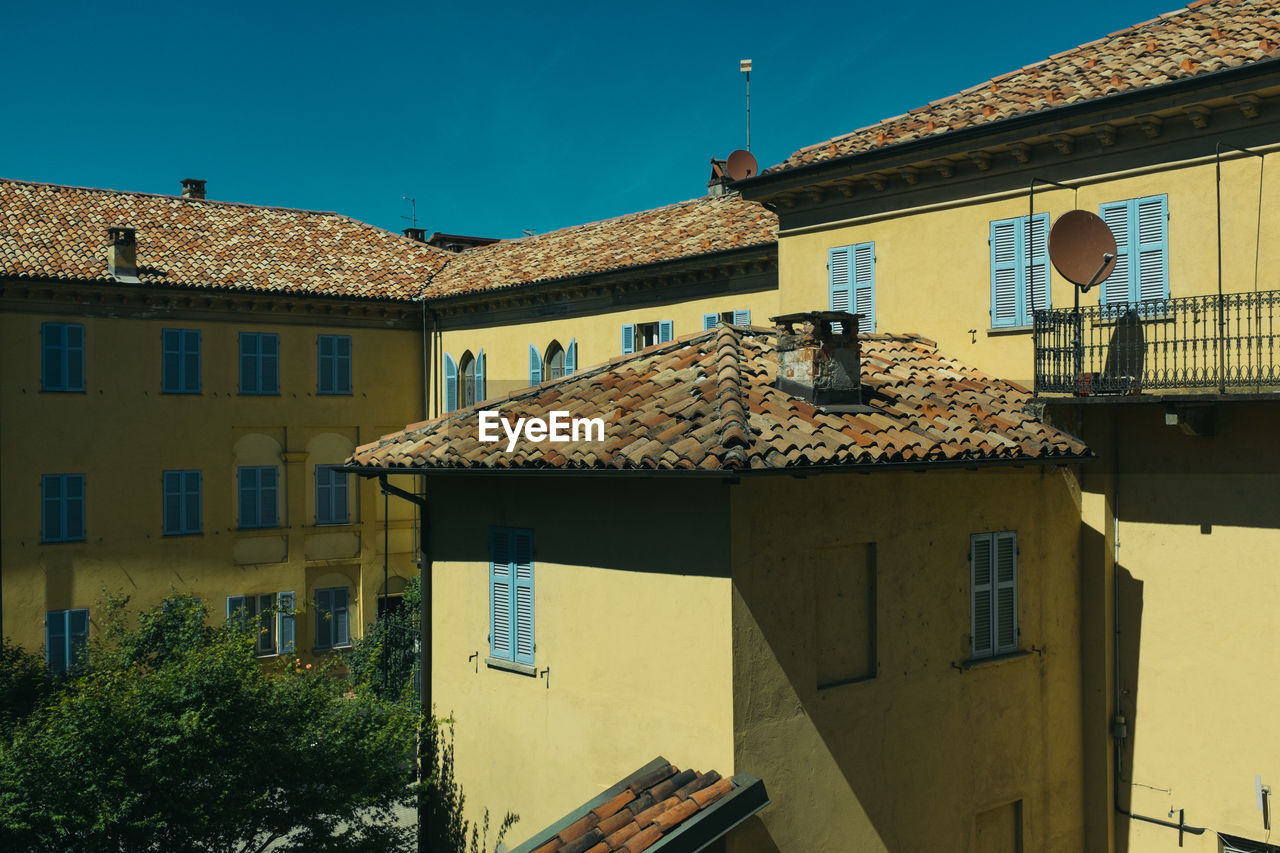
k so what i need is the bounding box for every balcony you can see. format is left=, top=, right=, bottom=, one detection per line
left=1033, top=291, right=1280, bottom=396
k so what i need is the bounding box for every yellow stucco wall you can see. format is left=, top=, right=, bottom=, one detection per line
left=778, top=150, right=1280, bottom=386
left=432, top=285, right=779, bottom=412
left=1070, top=401, right=1280, bottom=852
left=0, top=303, right=421, bottom=660
left=425, top=475, right=736, bottom=849
left=727, top=466, right=1085, bottom=852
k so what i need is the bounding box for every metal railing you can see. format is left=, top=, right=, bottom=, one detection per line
left=1033, top=291, right=1280, bottom=395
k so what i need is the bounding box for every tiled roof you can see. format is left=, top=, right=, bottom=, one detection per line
left=769, top=0, right=1280, bottom=173
left=422, top=194, right=777, bottom=299
left=348, top=324, right=1088, bottom=472
left=0, top=178, right=451, bottom=299
left=509, top=758, right=768, bottom=853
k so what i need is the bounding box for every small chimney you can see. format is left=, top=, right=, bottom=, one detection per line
left=707, top=157, right=730, bottom=197
left=180, top=178, right=206, bottom=200
left=771, top=311, right=863, bottom=407
left=402, top=227, right=427, bottom=242
left=107, top=227, right=140, bottom=282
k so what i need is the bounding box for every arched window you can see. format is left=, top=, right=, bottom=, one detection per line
left=544, top=341, right=565, bottom=380
left=459, top=351, right=476, bottom=407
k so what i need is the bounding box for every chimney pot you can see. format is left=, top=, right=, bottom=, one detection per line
left=107, top=227, right=139, bottom=282
left=770, top=310, right=863, bottom=407
left=402, top=227, right=427, bottom=242
left=180, top=178, right=206, bottom=200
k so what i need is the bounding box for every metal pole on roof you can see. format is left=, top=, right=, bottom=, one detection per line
left=741, top=59, right=753, bottom=152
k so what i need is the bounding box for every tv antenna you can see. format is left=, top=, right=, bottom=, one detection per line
left=740, top=59, right=752, bottom=152
left=401, top=196, right=418, bottom=229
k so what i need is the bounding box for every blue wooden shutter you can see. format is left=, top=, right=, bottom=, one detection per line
left=68, top=609, right=88, bottom=670
left=238, top=467, right=256, bottom=528
left=513, top=530, right=535, bottom=666
left=490, top=529, right=513, bottom=660
left=971, top=533, right=994, bottom=658
left=261, top=467, right=278, bottom=527
left=443, top=353, right=458, bottom=412
left=658, top=320, right=673, bottom=343
left=621, top=324, right=636, bottom=354
left=475, top=349, right=486, bottom=400
left=65, top=475, right=84, bottom=540
left=994, top=531, right=1018, bottom=654
left=318, top=335, right=334, bottom=392
left=186, top=471, right=201, bottom=533
left=163, top=329, right=180, bottom=392
left=733, top=309, right=751, bottom=326
left=315, top=588, right=331, bottom=647
left=278, top=591, right=295, bottom=653
left=46, top=611, right=67, bottom=673
left=65, top=324, right=84, bottom=391
left=990, top=218, right=1020, bottom=327
left=42, top=475, right=60, bottom=541
left=184, top=330, right=201, bottom=392
left=334, top=588, right=349, bottom=646
left=261, top=334, right=278, bottom=393
left=564, top=339, right=576, bottom=376
left=528, top=344, right=542, bottom=385
left=164, top=471, right=181, bottom=534
left=703, top=313, right=718, bottom=330
left=1027, top=213, right=1050, bottom=316
left=829, top=246, right=853, bottom=333
left=1136, top=195, right=1169, bottom=302
left=1099, top=200, right=1133, bottom=307
left=42, top=323, right=63, bottom=390
left=333, top=470, right=348, bottom=523
left=336, top=335, right=351, bottom=392
left=316, top=466, right=331, bottom=524
left=227, top=595, right=246, bottom=625
left=852, top=243, right=876, bottom=334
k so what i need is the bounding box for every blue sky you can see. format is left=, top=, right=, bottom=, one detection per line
left=6, top=0, right=1180, bottom=239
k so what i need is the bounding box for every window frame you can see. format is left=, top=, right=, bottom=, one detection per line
left=161, top=328, right=202, bottom=394
left=41, top=322, right=85, bottom=392
left=237, top=465, right=279, bottom=530
left=162, top=469, right=202, bottom=536
left=238, top=332, right=280, bottom=396
left=41, top=473, right=86, bottom=543
left=317, top=334, right=352, bottom=396
left=314, top=586, right=351, bottom=650
left=227, top=592, right=295, bottom=656
left=970, top=530, right=1019, bottom=660
left=314, top=464, right=350, bottom=526
left=621, top=321, right=673, bottom=354
left=45, top=608, right=89, bottom=674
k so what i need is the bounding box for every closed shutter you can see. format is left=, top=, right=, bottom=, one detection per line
left=703, top=313, right=718, bottom=330
left=65, top=475, right=84, bottom=540
left=277, top=592, right=295, bottom=653
left=260, top=334, right=278, bottom=393
left=316, top=466, right=331, bottom=524
left=1100, top=200, right=1134, bottom=307
left=42, top=475, right=61, bottom=541
left=971, top=534, right=994, bottom=658
left=733, top=309, right=751, bottom=326
left=68, top=609, right=88, bottom=670
left=261, top=468, right=278, bottom=527
left=184, top=330, right=200, bottom=391
left=658, top=320, right=673, bottom=343
left=829, top=246, right=853, bottom=333
left=64, top=324, right=84, bottom=391
left=164, top=471, right=181, bottom=534
left=995, top=531, right=1018, bottom=654
left=163, top=329, right=180, bottom=392
left=227, top=596, right=246, bottom=625
left=528, top=344, right=542, bottom=385
left=1136, top=195, right=1169, bottom=302
left=239, top=468, right=257, bottom=528
left=1027, top=214, right=1050, bottom=314
left=318, top=335, right=335, bottom=392
left=852, top=243, right=876, bottom=334
left=315, top=589, right=332, bottom=647
left=239, top=333, right=256, bottom=393
left=490, top=529, right=513, bottom=660
left=186, top=471, right=201, bottom=533
left=335, top=335, right=351, bottom=393
left=990, top=219, right=1020, bottom=327
left=332, top=470, right=347, bottom=523
left=443, top=353, right=458, bottom=412
left=513, top=529, right=535, bottom=666
left=476, top=349, right=486, bottom=401
left=564, top=339, right=576, bottom=376
left=621, top=324, right=636, bottom=354
left=46, top=611, right=67, bottom=673
left=42, top=323, right=64, bottom=390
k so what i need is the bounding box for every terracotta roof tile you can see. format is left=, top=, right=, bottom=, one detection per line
left=422, top=194, right=776, bottom=299
left=350, top=325, right=1089, bottom=474
left=766, top=0, right=1280, bottom=174
left=0, top=179, right=449, bottom=299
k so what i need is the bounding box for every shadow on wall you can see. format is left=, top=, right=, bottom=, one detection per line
left=1115, top=564, right=1144, bottom=853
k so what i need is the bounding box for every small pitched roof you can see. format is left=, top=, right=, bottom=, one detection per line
left=0, top=178, right=451, bottom=299
left=348, top=325, right=1088, bottom=473
left=508, top=757, right=768, bottom=853
left=767, top=0, right=1280, bottom=174
left=422, top=194, right=776, bottom=300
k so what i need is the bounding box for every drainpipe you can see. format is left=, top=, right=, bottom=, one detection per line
left=377, top=474, right=431, bottom=721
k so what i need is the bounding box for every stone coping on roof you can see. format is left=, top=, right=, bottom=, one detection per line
left=763, top=0, right=1280, bottom=175
left=508, top=757, right=769, bottom=853
left=346, top=324, right=1089, bottom=473
left=421, top=193, right=777, bottom=300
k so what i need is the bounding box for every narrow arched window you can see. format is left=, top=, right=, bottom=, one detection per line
left=459, top=351, right=477, bottom=408
left=545, top=341, right=565, bottom=380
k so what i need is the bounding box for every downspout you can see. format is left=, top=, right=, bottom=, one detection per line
left=377, top=474, right=431, bottom=721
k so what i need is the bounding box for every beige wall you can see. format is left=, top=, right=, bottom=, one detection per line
left=1, top=300, right=421, bottom=659
left=425, top=475, right=737, bottom=849
left=727, top=466, right=1086, bottom=852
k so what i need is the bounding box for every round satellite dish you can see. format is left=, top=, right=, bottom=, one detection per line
left=726, top=149, right=758, bottom=181
left=1049, top=210, right=1118, bottom=292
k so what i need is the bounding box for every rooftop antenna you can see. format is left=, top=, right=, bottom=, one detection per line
left=740, top=59, right=753, bottom=152
left=400, top=196, right=418, bottom=229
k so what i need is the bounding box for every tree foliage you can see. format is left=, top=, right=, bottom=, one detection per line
left=344, top=576, right=420, bottom=701
left=0, top=595, right=420, bottom=852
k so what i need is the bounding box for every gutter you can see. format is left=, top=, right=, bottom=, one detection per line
left=734, top=57, right=1280, bottom=195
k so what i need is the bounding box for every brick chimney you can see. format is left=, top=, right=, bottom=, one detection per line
left=707, top=157, right=731, bottom=197
left=771, top=311, right=863, bottom=407
left=402, top=227, right=427, bottom=242
left=107, top=227, right=140, bottom=282
left=180, top=178, right=206, bottom=199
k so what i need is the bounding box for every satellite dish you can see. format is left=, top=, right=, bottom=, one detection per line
left=726, top=149, right=758, bottom=181
left=1049, top=210, right=1118, bottom=293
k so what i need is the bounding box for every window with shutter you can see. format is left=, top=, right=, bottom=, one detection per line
left=1099, top=195, right=1168, bottom=307
left=237, top=466, right=278, bottom=529
left=970, top=531, right=1018, bottom=659
left=476, top=349, right=486, bottom=399
left=42, top=323, right=85, bottom=392
left=239, top=332, right=279, bottom=395
left=443, top=353, right=458, bottom=412
left=315, top=465, right=349, bottom=525
left=529, top=344, right=543, bottom=385
left=315, top=586, right=350, bottom=649
left=830, top=244, right=875, bottom=333
left=489, top=527, right=534, bottom=668
left=162, top=328, right=201, bottom=393
left=621, top=324, right=636, bottom=354
left=658, top=320, right=673, bottom=343
left=163, top=469, right=202, bottom=535
left=317, top=334, right=352, bottom=395
left=41, top=474, right=86, bottom=543
left=989, top=214, right=1050, bottom=327
left=45, top=608, right=89, bottom=673
left=703, top=313, right=719, bottom=330
left=733, top=309, right=751, bottom=326
left=564, top=340, right=576, bottom=376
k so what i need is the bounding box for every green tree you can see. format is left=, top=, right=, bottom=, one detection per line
left=0, top=595, right=420, bottom=852
left=345, top=576, right=420, bottom=701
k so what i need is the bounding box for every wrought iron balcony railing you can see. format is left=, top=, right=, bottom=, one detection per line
left=1033, top=291, right=1280, bottom=396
